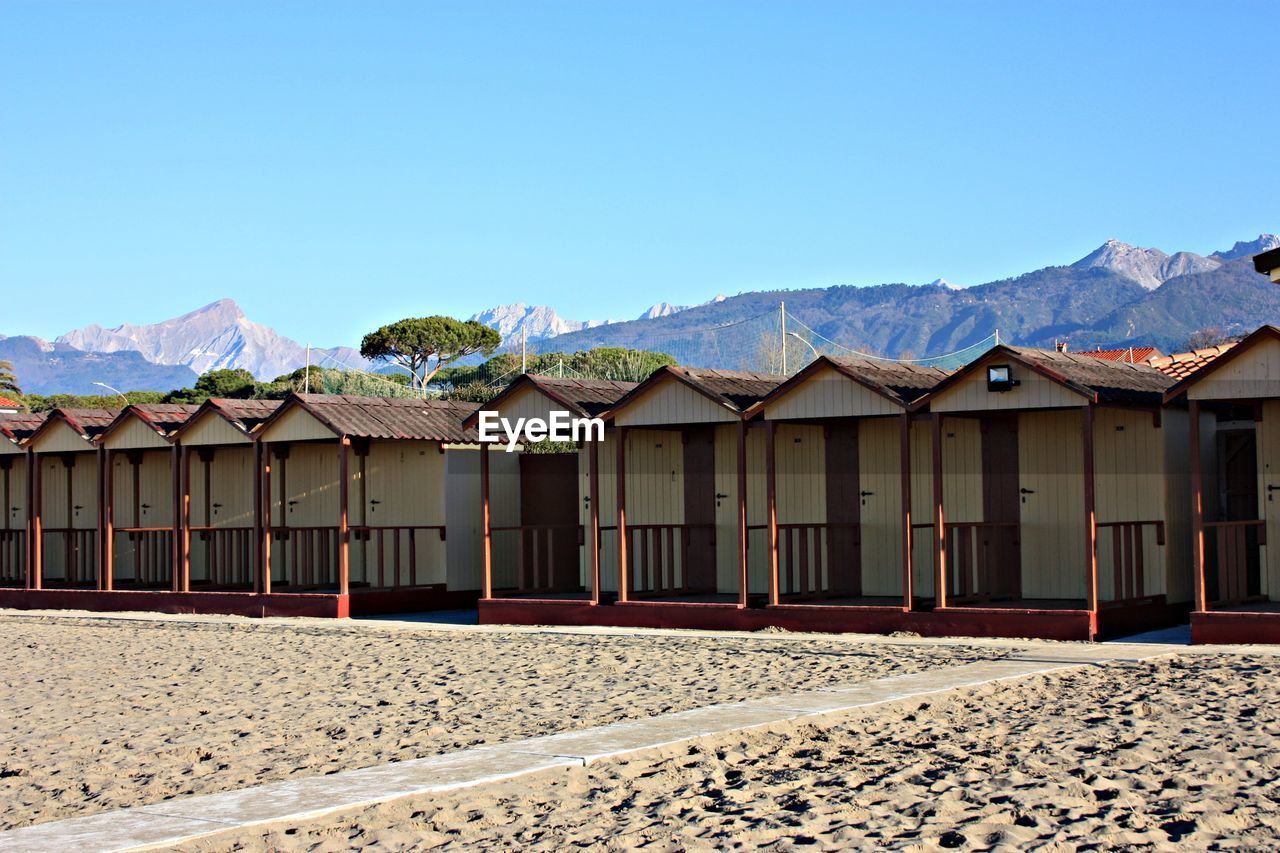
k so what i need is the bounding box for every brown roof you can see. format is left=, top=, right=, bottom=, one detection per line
left=746, top=356, right=950, bottom=417
left=207, top=398, right=283, bottom=432
left=0, top=411, right=46, bottom=444
left=132, top=404, right=201, bottom=434
left=466, top=375, right=638, bottom=427
left=263, top=394, right=482, bottom=443
left=603, top=366, right=786, bottom=423
left=1078, top=346, right=1163, bottom=364
left=1147, top=343, right=1238, bottom=381
left=52, top=408, right=120, bottom=439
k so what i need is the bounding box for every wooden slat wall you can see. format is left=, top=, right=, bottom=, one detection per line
left=932, top=368, right=1084, bottom=413
left=766, top=365, right=901, bottom=420
left=909, top=419, right=936, bottom=596
left=614, top=380, right=737, bottom=427
left=111, top=450, right=174, bottom=582
left=32, top=421, right=94, bottom=455
left=359, top=440, right=446, bottom=586
left=1, top=457, right=27, bottom=531
left=712, top=424, right=768, bottom=595
left=1259, top=400, right=1280, bottom=599
left=179, top=412, right=251, bottom=447
left=858, top=417, right=902, bottom=596
left=259, top=406, right=337, bottom=443
left=446, top=447, right=520, bottom=591
left=1159, top=408, right=1196, bottom=605
left=102, top=416, right=169, bottom=451
left=1017, top=409, right=1086, bottom=599
left=1093, top=407, right=1166, bottom=600
left=578, top=432, right=619, bottom=592
left=187, top=445, right=255, bottom=583
left=1188, top=337, right=1280, bottom=401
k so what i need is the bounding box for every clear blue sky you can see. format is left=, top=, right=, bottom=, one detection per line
left=3, top=1, right=1277, bottom=346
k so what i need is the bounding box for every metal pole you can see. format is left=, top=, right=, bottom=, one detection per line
left=521, top=328, right=527, bottom=374
left=780, top=301, right=787, bottom=375
left=304, top=345, right=311, bottom=394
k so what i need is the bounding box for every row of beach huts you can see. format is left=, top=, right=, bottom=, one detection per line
left=2, top=281, right=1280, bottom=643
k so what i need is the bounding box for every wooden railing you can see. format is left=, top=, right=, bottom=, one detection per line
left=944, top=521, right=1019, bottom=601
left=352, top=524, right=445, bottom=590
left=0, top=529, right=22, bottom=586
left=777, top=522, right=860, bottom=599
left=626, top=523, right=715, bottom=597
left=270, top=526, right=338, bottom=590
left=42, top=528, right=97, bottom=586
left=490, top=524, right=580, bottom=594
left=1205, top=519, right=1266, bottom=605
left=114, top=528, right=174, bottom=587
left=1097, top=520, right=1165, bottom=603
left=191, top=526, right=255, bottom=589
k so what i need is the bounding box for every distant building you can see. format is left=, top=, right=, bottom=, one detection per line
left=0, top=396, right=21, bottom=414
left=1256, top=246, right=1280, bottom=282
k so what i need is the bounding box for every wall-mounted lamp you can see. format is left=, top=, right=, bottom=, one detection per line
left=987, top=364, right=1018, bottom=393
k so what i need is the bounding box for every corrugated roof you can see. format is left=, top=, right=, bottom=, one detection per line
left=276, top=394, right=482, bottom=443
left=1006, top=346, right=1174, bottom=404
left=667, top=367, right=787, bottom=410
left=0, top=411, right=46, bottom=443
left=1078, top=346, right=1163, bottom=364
left=207, top=398, right=282, bottom=432
left=1148, top=343, right=1238, bottom=381
left=522, top=376, right=637, bottom=416
left=54, top=408, right=121, bottom=439
left=130, top=404, right=201, bottom=436
left=823, top=357, right=952, bottom=404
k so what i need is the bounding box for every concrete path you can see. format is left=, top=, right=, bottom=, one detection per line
left=0, top=643, right=1174, bottom=853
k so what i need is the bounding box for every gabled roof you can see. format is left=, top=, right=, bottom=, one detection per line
left=173, top=397, right=283, bottom=442
left=256, top=393, right=482, bottom=443
left=98, top=403, right=201, bottom=445
left=0, top=411, right=46, bottom=445
left=0, top=396, right=22, bottom=410
left=1148, top=343, right=1238, bottom=382
left=744, top=356, right=950, bottom=417
left=603, top=366, right=786, bottom=422
left=1078, top=346, right=1162, bottom=364
left=23, top=407, right=119, bottom=451
left=1255, top=246, right=1280, bottom=276
left=1162, top=325, right=1280, bottom=402
left=910, top=345, right=1174, bottom=411
left=462, top=375, right=637, bottom=428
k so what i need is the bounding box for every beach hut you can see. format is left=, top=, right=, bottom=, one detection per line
left=1162, top=324, right=1280, bottom=643
left=909, top=345, right=1189, bottom=640
left=253, top=393, right=483, bottom=614
left=741, top=357, right=949, bottom=632
left=461, top=375, right=634, bottom=615
left=0, top=412, right=44, bottom=587
left=96, top=404, right=198, bottom=591
left=170, top=398, right=280, bottom=593
left=596, top=367, right=784, bottom=627
left=24, top=408, right=118, bottom=589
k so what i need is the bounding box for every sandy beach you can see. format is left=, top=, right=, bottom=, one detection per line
left=193, top=652, right=1280, bottom=851
left=0, top=614, right=1003, bottom=831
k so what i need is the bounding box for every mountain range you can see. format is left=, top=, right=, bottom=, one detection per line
left=3, top=234, right=1277, bottom=394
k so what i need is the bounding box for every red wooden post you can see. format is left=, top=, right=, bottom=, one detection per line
left=1189, top=399, right=1206, bottom=612
left=588, top=438, right=601, bottom=604
left=256, top=441, right=271, bottom=595
left=931, top=413, right=945, bottom=609
left=1083, top=405, right=1098, bottom=624
left=899, top=412, right=914, bottom=612
left=338, top=436, right=350, bottom=596
left=480, top=442, right=492, bottom=600
left=97, top=446, right=108, bottom=591
left=179, top=444, right=192, bottom=593
left=737, top=419, right=749, bottom=608
left=169, top=444, right=180, bottom=592
left=101, top=447, right=114, bottom=590
left=616, top=426, right=629, bottom=603
left=765, top=419, right=779, bottom=606
left=29, top=450, right=42, bottom=590
left=23, top=449, right=33, bottom=588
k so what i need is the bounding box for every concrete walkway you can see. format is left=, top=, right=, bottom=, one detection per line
left=0, top=642, right=1175, bottom=853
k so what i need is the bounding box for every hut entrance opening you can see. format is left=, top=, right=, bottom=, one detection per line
left=947, top=415, right=1022, bottom=603
left=681, top=426, right=717, bottom=593
left=1206, top=426, right=1263, bottom=604
left=509, top=452, right=583, bottom=596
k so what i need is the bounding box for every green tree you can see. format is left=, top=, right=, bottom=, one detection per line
left=360, top=316, right=501, bottom=396
left=0, top=360, right=20, bottom=398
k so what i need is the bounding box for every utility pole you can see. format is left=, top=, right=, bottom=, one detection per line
left=521, top=327, right=527, bottom=374
left=780, top=301, right=787, bottom=375
left=304, top=344, right=311, bottom=394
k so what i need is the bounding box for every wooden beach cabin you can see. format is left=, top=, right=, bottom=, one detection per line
left=1163, top=324, right=1280, bottom=643
left=96, top=404, right=198, bottom=591
left=0, top=412, right=44, bottom=588
left=463, top=375, right=634, bottom=623
left=596, top=367, right=784, bottom=628
left=23, top=408, right=118, bottom=591
left=170, top=398, right=280, bottom=594
left=741, top=357, right=949, bottom=633
left=253, top=393, right=484, bottom=615
left=908, top=346, right=1190, bottom=640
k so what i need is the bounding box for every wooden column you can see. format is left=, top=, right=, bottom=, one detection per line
left=29, top=450, right=41, bottom=590
left=588, top=438, right=601, bottom=604
left=480, top=442, right=492, bottom=600
left=931, top=413, right=945, bottom=609
left=1189, top=399, right=1206, bottom=612
left=765, top=419, right=779, bottom=607
left=256, top=441, right=271, bottom=595
left=737, top=419, right=749, bottom=608
left=616, top=426, right=629, bottom=603
left=101, top=448, right=113, bottom=591
left=337, top=436, right=350, bottom=596
left=170, top=445, right=181, bottom=592
left=1083, top=405, right=1098, bottom=620
left=178, top=445, right=192, bottom=593
left=96, top=447, right=107, bottom=591
left=23, top=449, right=34, bottom=588
left=899, top=412, right=914, bottom=612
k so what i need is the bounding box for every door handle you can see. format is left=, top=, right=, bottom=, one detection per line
left=1020, top=488, right=1035, bottom=495
left=860, top=490, right=875, bottom=497
left=1268, top=485, right=1280, bottom=492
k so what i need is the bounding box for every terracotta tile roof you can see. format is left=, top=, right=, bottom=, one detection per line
left=281, top=394, right=482, bottom=443
left=667, top=367, right=787, bottom=410
left=1078, top=346, right=1163, bottom=364
left=0, top=396, right=21, bottom=410
left=823, top=357, right=952, bottom=404
left=1147, top=344, right=1238, bottom=381
left=1007, top=346, right=1174, bottom=404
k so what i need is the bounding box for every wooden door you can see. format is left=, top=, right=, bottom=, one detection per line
left=981, top=415, right=1022, bottom=598
left=1209, top=428, right=1262, bottom=601
left=519, top=453, right=582, bottom=591
left=826, top=422, right=861, bottom=595
left=683, top=426, right=717, bottom=592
